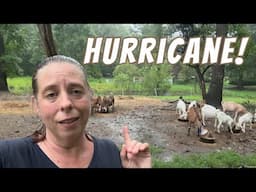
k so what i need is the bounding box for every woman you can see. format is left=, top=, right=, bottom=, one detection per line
left=0, top=55, right=151, bottom=168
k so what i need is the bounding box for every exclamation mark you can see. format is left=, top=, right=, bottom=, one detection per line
left=235, top=37, right=249, bottom=65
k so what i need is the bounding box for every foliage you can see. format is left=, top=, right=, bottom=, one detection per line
left=114, top=73, right=130, bottom=91
left=225, top=24, right=256, bottom=88
left=113, top=64, right=140, bottom=93
left=142, top=64, right=171, bottom=96
left=0, top=24, right=28, bottom=77
left=89, top=78, right=117, bottom=95
left=85, top=64, right=103, bottom=78
left=53, top=24, right=90, bottom=62
left=0, top=24, right=46, bottom=77
left=3, top=24, right=256, bottom=96
left=0, top=55, right=23, bottom=76
left=113, top=63, right=139, bottom=77
left=73, top=24, right=132, bottom=77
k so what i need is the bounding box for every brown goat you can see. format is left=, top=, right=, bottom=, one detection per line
left=91, top=96, right=102, bottom=115
left=99, top=95, right=115, bottom=113
left=222, top=101, right=247, bottom=122
left=187, top=103, right=203, bottom=136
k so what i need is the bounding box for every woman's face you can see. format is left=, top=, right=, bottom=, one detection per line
left=32, top=62, right=91, bottom=141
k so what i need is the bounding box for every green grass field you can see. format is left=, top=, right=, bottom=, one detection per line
left=7, top=77, right=256, bottom=104
left=7, top=76, right=32, bottom=95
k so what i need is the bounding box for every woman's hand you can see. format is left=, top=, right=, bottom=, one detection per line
left=120, top=126, right=152, bottom=168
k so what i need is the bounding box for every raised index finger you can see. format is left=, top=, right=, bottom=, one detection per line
left=123, top=126, right=131, bottom=144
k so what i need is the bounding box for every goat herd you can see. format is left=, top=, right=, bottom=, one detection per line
left=90, top=95, right=115, bottom=114
left=176, top=96, right=256, bottom=140
left=89, top=95, right=256, bottom=143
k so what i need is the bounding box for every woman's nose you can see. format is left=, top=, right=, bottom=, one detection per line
left=60, top=92, right=73, bottom=112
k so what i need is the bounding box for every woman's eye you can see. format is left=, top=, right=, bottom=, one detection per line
left=46, top=92, right=57, bottom=98
left=72, top=89, right=82, bottom=95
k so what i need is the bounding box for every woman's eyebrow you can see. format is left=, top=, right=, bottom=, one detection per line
left=41, top=85, right=58, bottom=93
left=68, top=83, right=85, bottom=89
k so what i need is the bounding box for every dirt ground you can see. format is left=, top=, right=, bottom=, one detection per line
left=1, top=93, right=256, bottom=162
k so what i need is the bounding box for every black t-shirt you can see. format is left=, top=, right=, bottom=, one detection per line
left=0, top=136, right=122, bottom=168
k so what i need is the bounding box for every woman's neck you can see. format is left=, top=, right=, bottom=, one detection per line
left=38, top=134, right=94, bottom=168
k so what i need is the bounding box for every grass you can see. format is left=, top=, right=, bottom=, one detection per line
left=7, top=77, right=256, bottom=106
left=7, top=76, right=32, bottom=95
left=153, top=150, right=256, bottom=168
left=7, top=77, right=256, bottom=104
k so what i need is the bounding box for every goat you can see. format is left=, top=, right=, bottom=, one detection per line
left=176, top=97, right=187, bottom=118
left=214, top=109, right=235, bottom=134
left=222, top=101, right=247, bottom=122
left=253, top=109, right=256, bottom=124
left=236, top=112, right=253, bottom=133
left=187, top=102, right=203, bottom=136
left=99, top=95, right=115, bottom=113
left=91, top=96, right=102, bottom=115
left=201, top=104, right=218, bottom=126
left=187, top=100, right=197, bottom=110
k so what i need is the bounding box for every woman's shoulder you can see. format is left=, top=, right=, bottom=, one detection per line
left=88, top=135, right=122, bottom=168
left=0, top=136, right=57, bottom=168
left=93, top=136, right=119, bottom=150
left=0, top=137, right=33, bottom=152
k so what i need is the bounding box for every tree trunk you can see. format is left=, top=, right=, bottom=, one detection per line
left=0, top=34, right=9, bottom=92
left=37, top=24, right=57, bottom=56
left=194, top=66, right=207, bottom=101
left=237, top=68, right=244, bottom=89
left=205, top=24, right=228, bottom=109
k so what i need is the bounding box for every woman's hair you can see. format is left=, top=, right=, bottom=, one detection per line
left=32, top=55, right=90, bottom=97
left=30, top=55, right=92, bottom=142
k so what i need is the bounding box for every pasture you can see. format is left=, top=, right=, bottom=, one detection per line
left=1, top=77, right=256, bottom=167
left=1, top=93, right=256, bottom=167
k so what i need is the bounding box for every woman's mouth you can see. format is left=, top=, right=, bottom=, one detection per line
left=59, top=117, right=79, bottom=124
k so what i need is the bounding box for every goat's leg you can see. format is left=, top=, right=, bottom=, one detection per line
left=187, top=122, right=191, bottom=136
left=234, top=112, right=238, bottom=123
left=228, top=123, right=233, bottom=134
left=241, top=123, right=246, bottom=133
left=217, top=122, right=222, bottom=133
left=202, top=113, right=206, bottom=126
left=197, top=126, right=201, bottom=136
left=214, top=118, right=218, bottom=131
left=249, top=122, right=252, bottom=130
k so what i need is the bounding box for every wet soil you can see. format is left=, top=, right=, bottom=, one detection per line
left=1, top=93, right=256, bottom=161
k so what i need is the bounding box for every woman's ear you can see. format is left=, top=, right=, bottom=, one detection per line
left=31, top=95, right=39, bottom=115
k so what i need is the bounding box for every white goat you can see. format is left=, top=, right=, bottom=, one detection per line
left=187, top=100, right=197, bottom=110
left=176, top=98, right=187, bottom=117
left=179, top=112, right=188, bottom=120
left=214, top=109, right=235, bottom=134
left=201, top=104, right=217, bottom=126
left=236, top=112, right=253, bottom=133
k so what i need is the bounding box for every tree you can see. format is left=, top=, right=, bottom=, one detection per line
left=142, top=64, right=171, bottom=96
left=0, top=24, right=26, bottom=92
left=206, top=24, right=228, bottom=108
left=37, top=24, right=57, bottom=56
left=113, top=64, right=139, bottom=94
left=225, top=24, right=256, bottom=89
left=0, top=34, right=8, bottom=91
left=176, top=24, right=228, bottom=108
left=176, top=24, right=215, bottom=102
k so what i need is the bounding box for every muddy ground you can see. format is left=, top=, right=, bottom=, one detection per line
left=1, top=93, right=256, bottom=162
